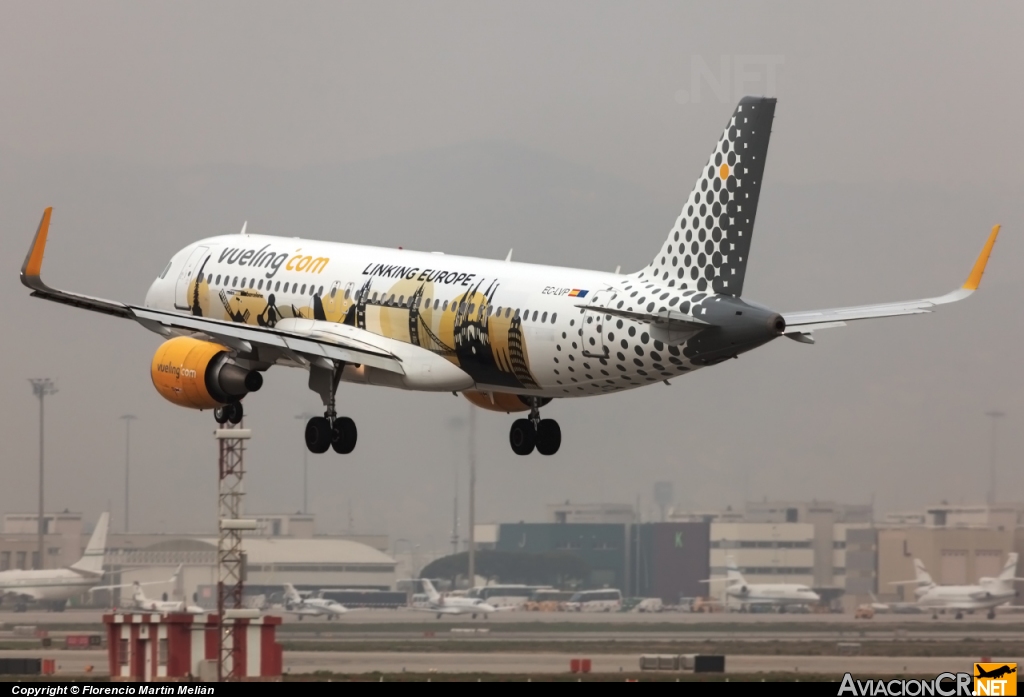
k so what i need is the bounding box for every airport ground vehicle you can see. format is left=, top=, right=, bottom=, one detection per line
left=564, top=589, right=623, bottom=612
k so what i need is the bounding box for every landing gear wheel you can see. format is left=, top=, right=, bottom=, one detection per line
left=305, top=417, right=332, bottom=454
left=955, top=611, right=963, bottom=620
left=509, top=419, right=536, bottom=455
left=535, top=419, right=561, bottom=455
left=331, top=417, right=358, bottom=455
left=987, top=609, right=996, bottom=620
left=225, top=402, right=243, bottom=425
left=214, top=407, right=229, bottom=425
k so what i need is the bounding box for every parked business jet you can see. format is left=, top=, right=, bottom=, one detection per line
left=0, top=513, right=109, bottom=612
left=416, top=579, right=497, bottom=619
left=282, top=583, right=347, bottom=620
left=91, top=564, right=204, bottom=615
left=891, top=554, right=1022, bottom=619
left=20, top=97, right=1001, bottom=457
left=703, top=556, right=821, bottom=612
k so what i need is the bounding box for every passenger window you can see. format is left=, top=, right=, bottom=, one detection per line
left=233, top=277, right=239, bottom=287
left=215, top=275, right=221, bottom=285
left=541, top=312, right=548, bottom=323
left=532, top=311, right=538, bottom=322
left=514, top=309, right=520, bottom=318
left=523, top=309, right=529, bottom=320
left=434, top=300, right=440, bottom=310
left=197, top=272, right=204, bottom=283
left=505, top=308, right=511, bottom=318
left=399, top=295, right=405, bottom=306
left=468, top=303, right=475, bottom=313
left=344, top=288, right=351, bottom=300
left=249, top=279, right=255, bottom=289
left=258, top=280, right=264, bottom=290
left=330, top=286, right=337, bottom=298
left=459, top=302, right=466, bottom=312
left=301, top=284, right=307, bottom=294
left=275, top=281, right=280, bottom=292
left=551, top=313, right=557, bottom=323
left=442, top=300, right=449, bottom=311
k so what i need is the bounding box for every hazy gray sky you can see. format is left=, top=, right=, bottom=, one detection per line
left=2, top=3, right=1022, bottom=558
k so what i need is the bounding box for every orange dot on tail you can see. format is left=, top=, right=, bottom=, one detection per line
left=719, top=163, right=730, bottom=180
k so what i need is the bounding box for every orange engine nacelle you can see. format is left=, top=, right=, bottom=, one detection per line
left=151, top=337, right=263, bottom=410
left=462, top=390, right=550, bottom=413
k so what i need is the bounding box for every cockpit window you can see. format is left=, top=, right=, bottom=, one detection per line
left=158, top=261, right=172, bottom=279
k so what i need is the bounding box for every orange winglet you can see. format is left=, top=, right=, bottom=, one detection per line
left=962, top=224, right=1000, bottom=291
left=22, top=207, right=53, bottom=279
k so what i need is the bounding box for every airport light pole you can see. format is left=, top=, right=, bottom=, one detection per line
left=467, top=405, right=476, bottom=588
left=120, top=415, right=136, bottom=533
left=295, top=414, right=316, bottom=514
left=29, top=379, right=57, bottom=570
left=447, top=417, right=464, bottom=557
left=985, top=411, right=1005, bottom=505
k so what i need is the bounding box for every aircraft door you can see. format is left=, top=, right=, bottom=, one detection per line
left=581, top=292, right=608, bottom=359
left=174, top=245, right=210, bottom=310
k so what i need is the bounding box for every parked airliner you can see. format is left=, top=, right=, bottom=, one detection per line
left=0, top=513, right=109, bottom=612
left=20, top=97, right=1000, bottom=456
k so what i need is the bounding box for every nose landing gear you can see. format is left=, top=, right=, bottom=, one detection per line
left=509, top=399, right=560, bottom=456
left=214, top=401, right=244, bottom=425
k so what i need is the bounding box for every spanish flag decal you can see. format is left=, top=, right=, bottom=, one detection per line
left=568, top=289, right=589, bottom=298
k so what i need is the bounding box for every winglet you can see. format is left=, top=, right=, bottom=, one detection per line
left=962, top=224, right=1000, bottom=291
left=21, top=207, right=53, bottom=284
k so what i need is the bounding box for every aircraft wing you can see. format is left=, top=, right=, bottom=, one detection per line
left=1, top=589, right=46, bottom=602
left=21, top=208, right=404, bottom=375
left=781, top=226, right=1000, bottom=341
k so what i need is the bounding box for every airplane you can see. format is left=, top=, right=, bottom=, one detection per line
left=975, top=665, right=1017, bottom=680
left=19, top=97, right=1002, bottom=457
left=890, top=553, right=1022, bottom=619
left=91, top=564, right=205, bottom=614
left=282, top=583, right=347, bottom=620
left=0, top=512, right=109, bottom=612
left=702, top=556, right=821, bottom=612
left=415, top=579, right=498, bottom=619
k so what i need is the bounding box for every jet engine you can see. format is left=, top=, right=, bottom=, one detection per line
left=463, top=391, right=551, bottom=413
left=151, top=337, right=262, bottom=409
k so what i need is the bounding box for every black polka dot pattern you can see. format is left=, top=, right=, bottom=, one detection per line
left=638, top=97, right=776, bottom=297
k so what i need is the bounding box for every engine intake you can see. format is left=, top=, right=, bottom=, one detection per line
left=151, top=337, right=262, bottom=410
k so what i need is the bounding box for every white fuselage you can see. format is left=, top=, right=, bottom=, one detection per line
left=727, top=584, right=820, bottom=607
left=144, top=234, right=769, bottom=399
left=431, top=597, right=497, bottom=615
left=914, top=583, right=1016, bottom=612
left=0, top=568, right=98, bottom=603
left=289, top=597, right=346, bottom=617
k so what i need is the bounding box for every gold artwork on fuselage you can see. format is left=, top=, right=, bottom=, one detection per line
left=186, top=256, right=540, bottom=390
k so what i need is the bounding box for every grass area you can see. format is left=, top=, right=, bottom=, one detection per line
left=278, top=638, right=1024, bottom=657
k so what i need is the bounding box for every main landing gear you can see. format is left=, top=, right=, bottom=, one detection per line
left=214, top=401, right=244, bottom=425
left=305, top=361, right=358, bottom=455
left=509, top=399, right=561, bottom=456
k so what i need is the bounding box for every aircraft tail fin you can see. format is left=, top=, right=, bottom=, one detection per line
left=913, top=559, right=935, bottom=587
left=70, top=512, right=109, bottom=576
left=637, top=96, right=776, bottom=296
left=283, top=583, right=302, bottom=604
left=997, top=553, right=1019, bottom=583
left=725, top=555, right=746, bottom=585
left=421, top=579, right=442, bottom=603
